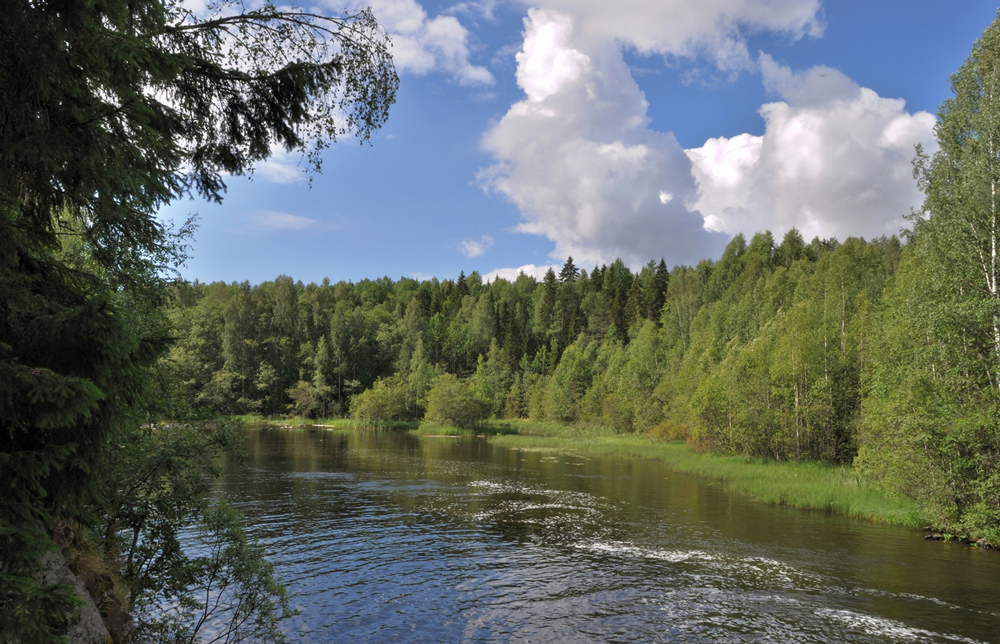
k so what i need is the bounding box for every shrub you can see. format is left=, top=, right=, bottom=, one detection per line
left=424, top=374, right=489, bottom=428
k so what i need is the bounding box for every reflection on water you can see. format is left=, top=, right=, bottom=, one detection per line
left=213, top=427, right=1000, bottom=643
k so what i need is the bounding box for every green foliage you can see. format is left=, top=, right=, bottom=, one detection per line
left=470, top=340, right=514, bottom=417
left=350, top=376, right=414, bottom=426
left=138, top=501, right=293, bottom=644
left=424, top=374, right=489, bottom=429
left=98, top=420, right=294, bottom=642
left=2, top=0, right=396, bottom=637
left=857, top=13, right=1000, bottom=542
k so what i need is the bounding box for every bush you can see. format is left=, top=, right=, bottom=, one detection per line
left=350, top=377, right=412, bottom=426
left=424, top=374, right=489, bottom=428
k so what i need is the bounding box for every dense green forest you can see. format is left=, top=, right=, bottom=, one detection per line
left=163, top=234, right=886, bottom=465
left=160, top=213, right=999, bottom=544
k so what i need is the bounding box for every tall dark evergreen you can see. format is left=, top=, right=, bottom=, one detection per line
left=559, top=256, right=579, bottom=283
left=651, top=258, right=670, bottom=321
left=0, top=0, right=396, bottom=638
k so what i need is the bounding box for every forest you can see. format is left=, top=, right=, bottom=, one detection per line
left=164, top=234, right=883, bottom=464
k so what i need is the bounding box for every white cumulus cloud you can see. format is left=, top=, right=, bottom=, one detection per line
left=358, top=0, right=494, bottom=85
left=482, top=2, right=934, bottom=269
left=523, top=0, right=823, bottom=72
left=480, top=9, right=727, bottom=268
left=484, top=263, right=558, bottom=282
left=686, top=54, right=937, bottom=242
left=460, top=234, right=494, bottom=257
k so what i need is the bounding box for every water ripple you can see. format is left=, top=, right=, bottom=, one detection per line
left=209, top=429, right=1000, bottom=643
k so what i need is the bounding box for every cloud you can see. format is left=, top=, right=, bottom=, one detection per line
left=524, top=0, right=823, bottom=72
left=359, top=0, right=494, bottom=85
left=459, top=234, right=494, bottom=257
left=686, top=55, right=937, bottom=242
left=448, top=0, right=499, bottom=22
left=480, top=2, right=934, bottom=268
left=483, top=263, right=557, bottom=282
left=251, top=149, right=307, bottom=185
left=249, top=211, right=337, bottom=232
left=480, top=9, right=727, bottom=268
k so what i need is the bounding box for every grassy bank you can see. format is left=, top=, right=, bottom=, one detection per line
left=481, top=421, right=924, bottom=528
left=409, top=421, right=519, bottom=437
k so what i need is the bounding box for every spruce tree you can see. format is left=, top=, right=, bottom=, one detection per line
left=0, top=0, right=397, bottom=637
left=559, top=256, right=579, bottom=283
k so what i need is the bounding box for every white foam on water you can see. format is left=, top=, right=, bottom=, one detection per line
left=579, top=541, right=715, bottom=564
left=470, top=480, right=512, bottom=492
left=864, top=588, right=959, bottom=609
left=816, top=608, right=988, bottom=644
left=731, top=555, right=825, bottom=588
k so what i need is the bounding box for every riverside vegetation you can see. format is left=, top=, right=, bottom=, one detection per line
left=4, top=2, right=1000, bottom=643
left=163, top=200, right=998, bottom=547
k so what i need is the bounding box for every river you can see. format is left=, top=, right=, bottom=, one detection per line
left=213, top=426, right=1000, bottom=643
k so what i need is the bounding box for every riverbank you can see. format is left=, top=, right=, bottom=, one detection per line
left=481, top=421, right=924, bottom=528
left=231, top=414, right=924, bottom=529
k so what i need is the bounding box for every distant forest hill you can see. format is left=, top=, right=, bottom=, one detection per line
left=165, top=230, right=888, bottom=464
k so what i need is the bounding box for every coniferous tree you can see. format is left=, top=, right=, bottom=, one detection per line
left=559, top=256, right=579, bottom=283
left=536, top=268, right=558, bottom=345
left=650, top=258, right=670, bottom=322
left=0, top=0, right=397, bottom=637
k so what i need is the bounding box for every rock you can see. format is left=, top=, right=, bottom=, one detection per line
left=105, top=601, right=135, bottom=644
left=924, top=533, right=945, bottom=540
left=37, top=550, right=111, bottom=644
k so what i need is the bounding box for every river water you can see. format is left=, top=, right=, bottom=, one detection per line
left=214, top=427, right=1000, bottom=643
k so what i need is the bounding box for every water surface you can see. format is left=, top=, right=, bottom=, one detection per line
left=215, top=427, right=1000, bottom=643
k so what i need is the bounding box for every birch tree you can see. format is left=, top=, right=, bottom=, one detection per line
left=860, top=13, right=1000, bottom=542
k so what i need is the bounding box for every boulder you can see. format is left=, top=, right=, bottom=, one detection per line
left=37, top=550, right=112, bottom=644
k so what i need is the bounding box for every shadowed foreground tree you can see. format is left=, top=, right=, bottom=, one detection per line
left=0, top=0, right=396, bottom=639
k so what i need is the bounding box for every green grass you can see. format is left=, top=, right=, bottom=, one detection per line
left=229, top=414, right=345, bottom=427
left=409, top=420, right=519, bottom=437
left=486, top=423, right=925, bottom=527
left=409, top=422, right=470, bottom=437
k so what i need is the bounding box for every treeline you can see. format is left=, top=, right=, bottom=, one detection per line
left=163, top=230, right=897, bottom=467
left=163, top=214, right=1000, bottom=541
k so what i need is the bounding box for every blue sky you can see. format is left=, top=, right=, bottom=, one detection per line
left=160, top=0, right=1000, bottom=285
